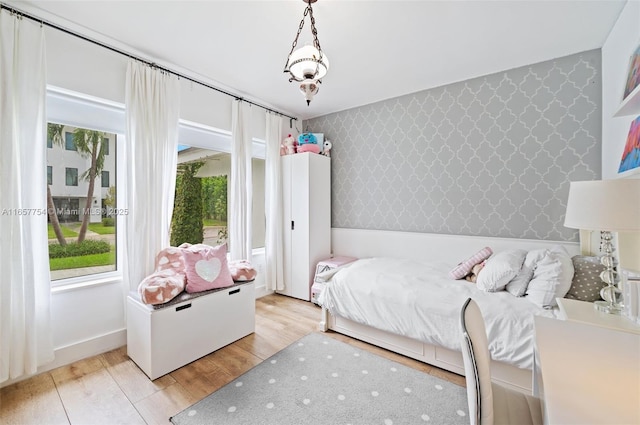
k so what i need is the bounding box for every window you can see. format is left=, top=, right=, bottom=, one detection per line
left=64, top=132, right=76, bottom=151
left=171, top=134, right=265, bottom=251
left=46, top=88, right=124, bottom=284
left=47, top=135, right=52, bottom=148
left=49, top=124, right=119, bottom=281
left=65, top=167, right=78, bottom=186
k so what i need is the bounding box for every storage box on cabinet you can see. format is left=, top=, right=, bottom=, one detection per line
left=127, top=282, right=255, bottom=380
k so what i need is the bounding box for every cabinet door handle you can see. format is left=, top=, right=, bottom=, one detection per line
left=176, top=303, right=192, bottom=312
left=291, top=220, right=295, bottom=230
left=229, top=288, right=240, bottom=295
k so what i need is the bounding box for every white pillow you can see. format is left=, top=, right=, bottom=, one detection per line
left=476, top=249, right=527, bottom=292
left=505, top=249, right=548, bottom=297
left=525, top=246, right=574, bottom=308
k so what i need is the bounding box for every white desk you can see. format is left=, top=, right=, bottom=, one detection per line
left=534, top=315, right=640, bottom=424
left=557, top=297, right=640, bottom=334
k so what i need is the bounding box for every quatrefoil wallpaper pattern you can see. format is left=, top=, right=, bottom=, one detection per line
left=305, top=50, right=601, bottom=242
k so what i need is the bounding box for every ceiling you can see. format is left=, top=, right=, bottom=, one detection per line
left=6, top=0, right=627, bottom=120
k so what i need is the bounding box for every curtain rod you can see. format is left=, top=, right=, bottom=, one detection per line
left=0, top=2, right=298, bottom=122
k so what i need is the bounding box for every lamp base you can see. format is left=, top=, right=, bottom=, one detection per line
left=594, top=300, right=623, bottom=315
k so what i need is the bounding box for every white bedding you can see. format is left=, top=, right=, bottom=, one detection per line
left=318, top=257, right=561, bottom=370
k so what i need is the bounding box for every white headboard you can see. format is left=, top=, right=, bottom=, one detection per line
left=331, top=228, right=580, bottom=265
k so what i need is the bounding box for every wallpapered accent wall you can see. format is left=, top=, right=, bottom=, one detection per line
left=305, top=50, right=601, bottom=241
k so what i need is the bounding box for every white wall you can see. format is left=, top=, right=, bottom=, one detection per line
left=602, top=1, right=640, bottom=179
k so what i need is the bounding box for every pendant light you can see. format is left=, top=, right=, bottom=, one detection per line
left=283, top=0, right=329, bottom=106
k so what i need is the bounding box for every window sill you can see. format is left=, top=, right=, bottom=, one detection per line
left=51, top=271, right=122, bottom=294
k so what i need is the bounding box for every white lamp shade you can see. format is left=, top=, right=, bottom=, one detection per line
left=564, top=179, right=640, bottom=232
left=287, top=45, right=329, bottom=80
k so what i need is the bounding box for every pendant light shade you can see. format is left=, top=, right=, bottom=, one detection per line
left=283, top=0, right=328, bottom=106
left=287, top=45, right=329, bottom=81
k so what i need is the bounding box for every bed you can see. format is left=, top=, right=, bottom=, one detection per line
left=318, top=228, right=584, bottom=392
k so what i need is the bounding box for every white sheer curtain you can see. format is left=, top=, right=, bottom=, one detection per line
left=229, top=100, right=253, bottom=261
left=0, top=11, right=54, bottom=382
left=264, top=113, right=285, bottom=290
left=124, top=60, right=180, bottom=291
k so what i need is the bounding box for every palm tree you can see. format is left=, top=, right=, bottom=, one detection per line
left=46, top=123, right=67, bottom=246
left=73, top=129, right=107, bottom=243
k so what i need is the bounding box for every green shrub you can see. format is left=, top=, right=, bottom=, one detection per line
left=171, top=163, right=204, bottom=246
left=48, top=240, right=111, bottom=259
left=102, top=217, right=115, bottom=227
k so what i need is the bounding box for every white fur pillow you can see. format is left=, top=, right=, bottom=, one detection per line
left=505, top=249, right=548, bottom=297
left=525, top=246, right=574, bottom=308
left=476, top=249, right=527, bottom=292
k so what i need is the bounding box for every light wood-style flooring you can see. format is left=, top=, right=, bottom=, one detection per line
left=0, top=294, right=464, bottom=425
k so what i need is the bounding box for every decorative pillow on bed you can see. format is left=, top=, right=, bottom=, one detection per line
left=525, top=246, right=574, bottom=308
left=448, top=247, right=493, bottom=280
left=183, top=243, right=234, bottom=293
left=505, top=249, right=548, bottom=297
left=476, top=249, right=527, bottom=292
left=138, top=269, right=186, bottom=305
left=564, top=256, right=605, bottom=302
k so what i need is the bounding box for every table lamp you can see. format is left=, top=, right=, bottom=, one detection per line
left=564, top=179, right=640, bottom=314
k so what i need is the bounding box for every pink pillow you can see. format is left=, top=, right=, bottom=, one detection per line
left=155, top=246, right=187, bottom=273
left=449, top=247, right=493, bottom=280
left=297, top=144, right=321, bottom=154
left=183, top=243, right=234, bottom=293
left=229, top=260, right=257, bottom=282
left=138, top=269, right=186, bottom=305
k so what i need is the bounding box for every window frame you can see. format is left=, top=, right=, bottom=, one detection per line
left=47, top=86, right=126, bottom=290
left=65, top=167, right=78, bottom=186
left=101, top=170, right=110, bottom=188
left=64, top=131, right=76, bottom=151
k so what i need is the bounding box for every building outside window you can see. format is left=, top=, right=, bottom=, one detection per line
left=101, top=170, right=109, bottom=188
left=47, top=166, right=52, bottom=185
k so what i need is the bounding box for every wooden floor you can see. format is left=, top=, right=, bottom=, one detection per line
left=0, top=294, right=465, bottom=425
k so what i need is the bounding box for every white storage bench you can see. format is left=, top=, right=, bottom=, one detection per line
left=127, top=281, right=255, bottom=380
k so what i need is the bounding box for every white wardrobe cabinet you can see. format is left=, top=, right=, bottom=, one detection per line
left=278, top=152, right=331, bottom=301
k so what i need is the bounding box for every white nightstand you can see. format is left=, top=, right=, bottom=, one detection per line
left=556, top=297, right=640, bottom=334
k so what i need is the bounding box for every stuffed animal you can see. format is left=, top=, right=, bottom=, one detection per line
left=282, top=134, right=296, bottom=155
left=465, top=261, right=486, bottom=283
left=297, top=132, right=321, bottom=154
left=322, top=140, right=332, bottom=157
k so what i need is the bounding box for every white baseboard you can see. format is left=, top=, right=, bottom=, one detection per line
left=1, top=328, right=126, bottom=388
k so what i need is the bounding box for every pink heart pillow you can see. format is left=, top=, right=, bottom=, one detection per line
left=183, top=243, right=234, bottom=293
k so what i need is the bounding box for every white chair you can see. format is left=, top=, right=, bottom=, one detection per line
left=459, top=298, right=543, bottom=425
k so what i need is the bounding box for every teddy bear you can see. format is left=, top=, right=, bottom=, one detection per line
left=465, top=260, right=486, bottom=283
left=282, top=134, right=296, bottom=155
left=297, top=132, right=320, bottom=154
left=321, top=140, right=332, bottom=157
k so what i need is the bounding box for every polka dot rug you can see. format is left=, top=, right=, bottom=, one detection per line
left=170, top=332, right=468, bottom=425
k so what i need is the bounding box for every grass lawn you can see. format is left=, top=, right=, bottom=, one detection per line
left=49, top=246, right=116, bottom=271
left=47, top=224, right=77, bottom=239
left=88, top=222, right=116, bottom=235
left=203, top=219, right=227, bottom=227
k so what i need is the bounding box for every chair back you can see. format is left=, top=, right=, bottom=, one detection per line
left=460, top=298, right=494, bottom=425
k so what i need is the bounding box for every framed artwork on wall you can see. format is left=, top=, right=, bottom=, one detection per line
left=619, top=115, right=640, bottom=176
left=623, top=43, right=640, bottom=100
